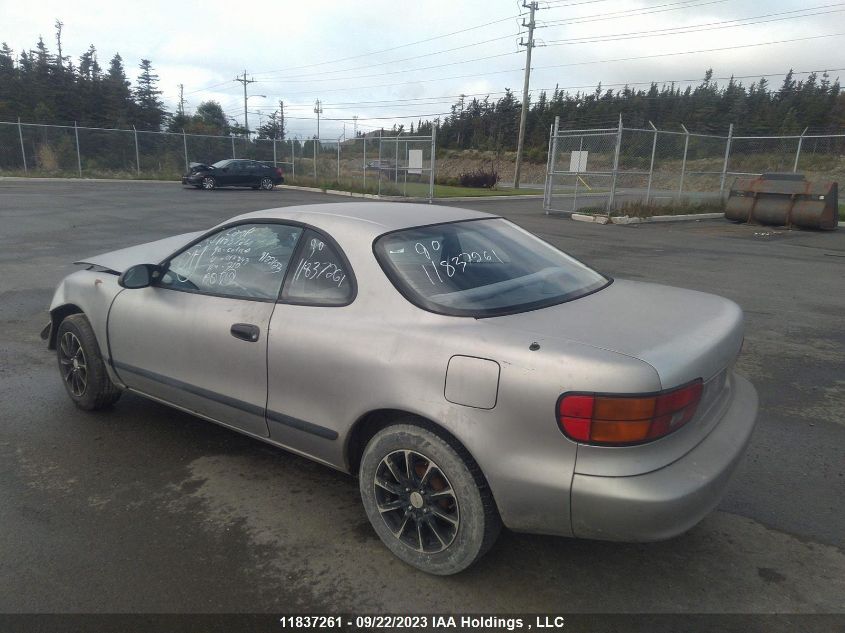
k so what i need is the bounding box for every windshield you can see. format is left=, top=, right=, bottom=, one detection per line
left=211, top=159, right=231, bottom=169
left=374, top=218, right=610, bottom=317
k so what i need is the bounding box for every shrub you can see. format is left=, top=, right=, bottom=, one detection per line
left=458, top=167, right=499, bottom=188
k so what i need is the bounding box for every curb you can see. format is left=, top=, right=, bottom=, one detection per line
left=571, top=212, right=725, bottom=225
left=277, top=184, right=544, bottom=202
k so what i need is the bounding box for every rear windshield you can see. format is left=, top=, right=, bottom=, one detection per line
left=374, top=218, right=610, bottom=317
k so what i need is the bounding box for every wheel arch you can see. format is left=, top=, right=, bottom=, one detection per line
left=47, top=303, right=84, bottom=349
left=345, top=408, right=500, bottom=512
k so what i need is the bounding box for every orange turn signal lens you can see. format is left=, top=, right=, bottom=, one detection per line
left=557, top=379, right=704, bottom=446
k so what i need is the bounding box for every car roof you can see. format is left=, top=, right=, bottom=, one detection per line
left=224, top=202, right=498, bottom=240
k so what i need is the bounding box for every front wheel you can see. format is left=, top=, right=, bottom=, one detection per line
left=56, top=314, right=122, bottom=410
left=260, top=177, right=274, bottom=190
left=359, top=423, right=501, bottom=575
left=201, top=176, right=216, bottom=190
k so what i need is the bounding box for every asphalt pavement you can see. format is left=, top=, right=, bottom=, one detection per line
left=0, top=179, right=843, bottom=615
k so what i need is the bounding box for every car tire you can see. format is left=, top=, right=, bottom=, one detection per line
left=359, top=423, right=501, bottom=575
left=260, top=177, right=274, bottom=191
left=201, top=176, right=216, bottom=190
left=56, top=314, right=122, bottom=411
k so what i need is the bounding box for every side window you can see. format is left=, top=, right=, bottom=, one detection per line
left=160, top=223, right=303, bottom=300
left=283, top=229, right=354, bottom=305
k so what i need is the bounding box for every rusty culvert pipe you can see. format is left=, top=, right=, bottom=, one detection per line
left=725, top=173, right=839, bottom=230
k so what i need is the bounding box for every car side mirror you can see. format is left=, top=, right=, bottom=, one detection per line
left=118, top=264, right=162, bottom=289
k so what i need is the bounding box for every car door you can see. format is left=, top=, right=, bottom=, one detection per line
left=108, top=222, right=304, bottom=437
left=243, top=161, right=261, bottom=187
left=265, top=229, right=356, bottom=458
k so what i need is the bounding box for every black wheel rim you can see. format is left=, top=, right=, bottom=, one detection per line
left=373, top=450, right=459, bottom=553
left=59, top=331, right=88, bottom=397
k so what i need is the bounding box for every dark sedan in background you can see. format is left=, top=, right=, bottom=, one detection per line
left=182, top=159, right=284, bottom=191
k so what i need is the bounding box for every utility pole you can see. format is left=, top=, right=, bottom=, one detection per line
left=234, top=70, right=256, bottom=138
left=314, top=99, right=323, bottom=139
left=352, top=115, right=358, bottom=138
left=514, top=1, right=539, bottom=189
left=177, top=84, right=186, bottom=118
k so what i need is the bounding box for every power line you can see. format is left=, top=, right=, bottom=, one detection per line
left=539, top=0, right=731, bottom=27
left=256, top=34, right=523, bottom=81
left=252, top=13, right=524, bottom=76
left=542, top=4, right=845, bottom=46
left=533, top=33, right=845, bottom=72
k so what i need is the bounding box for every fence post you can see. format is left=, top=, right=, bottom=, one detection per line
left=793, top=126, right=808, bottom=173
left=719, top=123, right=733, bottom=198
left=133, top=125, right=140, bottom=174
left=429, top=127, right=436, bottom=203
left=313, top=138, right=317, bottom=180
left=182, top=129, right=189, bottom=171
left=273, top=137, right=277, bottom=167
left=291, top=139, right=295, bottom=179
left=74, top=121, right=82, bottom=177
left=378, top=133, right=383, bottom=196
left=231, top=134, right=236, bottom=159
left=573, top=134, right=584, bottom=213
left=363, top=136, right=367, bottom=190
left=678, top=124, right=690, bottom=201
left=607, top=114, right=623, bottom=215
left=17, top=118, right=27, bottom=174
left=337, top=139, right=340, bottom=182
left=645, top=121, right=658, bottom=205
left=544, top=116, right=560, bottom=214
left=394, top=133, right=400, bottom=184
left=542, top=122, right=553, bottom=212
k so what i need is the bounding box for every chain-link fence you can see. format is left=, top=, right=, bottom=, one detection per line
left=0, top=120, right=436, bottom=200
left=544, top=117, right=845, bottom=215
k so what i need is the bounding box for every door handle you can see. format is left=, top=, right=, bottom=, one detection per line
left=230, top=323, right=260, bottom=342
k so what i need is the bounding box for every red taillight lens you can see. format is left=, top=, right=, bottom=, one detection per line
left=557, top=379, right=703, bottom=445
left=275, top=167, right=283, bottom=177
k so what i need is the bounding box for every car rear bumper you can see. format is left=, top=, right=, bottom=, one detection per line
left=569, top=372, right=758, bottom=541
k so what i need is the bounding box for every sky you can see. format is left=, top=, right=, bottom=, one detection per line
left=2, top=0, right=843, bottom=137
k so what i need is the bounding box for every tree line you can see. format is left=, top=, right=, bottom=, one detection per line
left=2, top=25, right=843, bottom=156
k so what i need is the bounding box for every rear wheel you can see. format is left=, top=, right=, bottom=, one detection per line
left=260, top=177, right=274, bottom=190
left=359, top=423, right=500, bottom=575
left=56, top=314, right=122, bottom=410
left=201, top=176, right=216, bottom=190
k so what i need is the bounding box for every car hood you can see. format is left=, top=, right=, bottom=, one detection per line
left=74, top=231, right=205, bottom=272
left=188, top=162, right=213, bottom=173
left=483, top=278, right=743, bottom=388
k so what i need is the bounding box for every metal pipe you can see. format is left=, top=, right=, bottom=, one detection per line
left=607, top=114, right=623, bottom=215
left=429, top=128, right=436, bottom=202
left=573, top=134, right=584, bottom=213
left=793, top=126, right=809, bottom=173
left=720, top=123, right=734, bottom=197
left=363, top=136, right=367, bottom=191
left=645, top=121, right=658, bottom=205
left=678, top=124, right=690, bottom=201
left=182, top=129, right=188, bottom=172
left=133, top=125, right=140, bottom=174
left=542, top=122, right=553, bottom=212
left=17, top=118, right=27, bottom=174
left=73, top=121, right=82, bottom=177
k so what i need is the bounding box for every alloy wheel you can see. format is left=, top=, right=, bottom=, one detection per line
left=59, top=331, right=88, bottom=397
left=373, top=449, right=460, bottom=553
left=260, top=177, right=274, bottom=190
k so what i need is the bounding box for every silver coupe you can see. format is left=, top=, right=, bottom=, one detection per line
left=43, top=203, right=758, bottom=574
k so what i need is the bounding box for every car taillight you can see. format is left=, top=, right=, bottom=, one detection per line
left=275, top=167, right=283, bottom=177
left=557, top=379, right=703, bottom=445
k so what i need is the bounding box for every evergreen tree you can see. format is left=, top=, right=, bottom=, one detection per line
left=133, top=58, right=165, bottom=130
